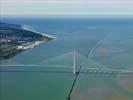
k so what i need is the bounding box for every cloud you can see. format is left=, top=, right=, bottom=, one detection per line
left=1, top=0, right=133, bottom=17
left=1, top=0, right=133, bottom=4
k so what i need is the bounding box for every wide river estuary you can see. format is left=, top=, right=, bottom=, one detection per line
left=0, top=18, right=133, bottom=100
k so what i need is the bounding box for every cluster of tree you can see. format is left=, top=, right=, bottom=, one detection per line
left=0, top=22, right=44, bottom=44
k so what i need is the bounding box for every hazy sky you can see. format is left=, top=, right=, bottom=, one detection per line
left=1, top=0, right=133, bottom=18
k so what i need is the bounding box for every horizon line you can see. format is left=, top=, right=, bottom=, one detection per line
left=1, top=15, right=133, bottom=19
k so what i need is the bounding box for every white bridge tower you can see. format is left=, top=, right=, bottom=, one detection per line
left=73, top=50, right=76, bottom=74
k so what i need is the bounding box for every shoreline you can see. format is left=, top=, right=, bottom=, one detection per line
left=0, top=37, right=49, bottom=64
left=22, top=25, right=56, bottom=39
left=0, top=24, right=55, bottom=63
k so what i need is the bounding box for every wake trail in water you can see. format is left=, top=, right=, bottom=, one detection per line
left=87, top=33, right=112, bottom=58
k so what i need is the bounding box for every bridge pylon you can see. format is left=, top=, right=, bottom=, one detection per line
left=73, top=50, right=76, bottom=75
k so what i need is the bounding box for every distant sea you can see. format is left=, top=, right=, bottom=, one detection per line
left=0, top=18, right=133, bottom=100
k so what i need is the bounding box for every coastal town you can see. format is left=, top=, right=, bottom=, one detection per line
left=0, top=22, right=53, bottom=61
left=17, top=40, right=46, bottom=50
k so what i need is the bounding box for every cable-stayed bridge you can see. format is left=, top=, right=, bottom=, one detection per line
left=1, top=51, right=133, bottom=76
left=0, top=51, right=133, bottom=100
